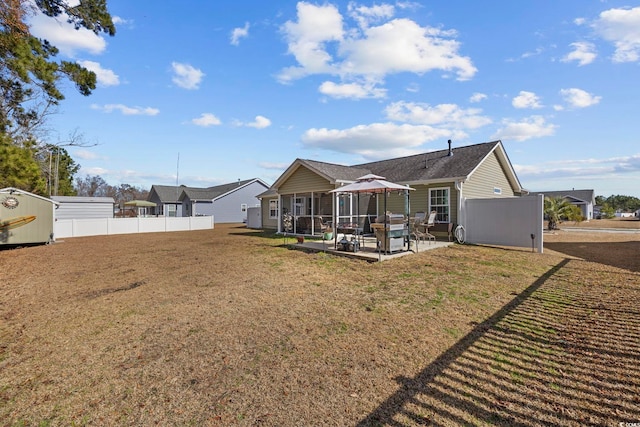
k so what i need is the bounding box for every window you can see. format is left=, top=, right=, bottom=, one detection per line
left=494, top=187, right=502, bottom=195
left=294, top=197, right=305, bottom=216
left=269, top=200, right=279, bottom=219
left=167, top=204, right=176, bottom=217
left=429, top=187, right=450, bottom=222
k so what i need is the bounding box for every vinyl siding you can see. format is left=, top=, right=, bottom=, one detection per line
left=211, top=181, right=265, bottom=223
left=463, top=152, right=516, bottom=199
left=54, top=202, right=114, bottom=219
left=279, top=166, right=333, bottom=194
left=183, top=181, right=267, bottom=223
left=261, top=196, right=278, bottom=229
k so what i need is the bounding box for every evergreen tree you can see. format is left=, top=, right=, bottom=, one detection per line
left=0, top=133, right=46, bottom=193
left=0, top=0, right=115, bottom=140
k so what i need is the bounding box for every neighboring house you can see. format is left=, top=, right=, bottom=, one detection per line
left=147, top=185, right=184, bottom=217
left=616, top=210, right=635, bottom=218
left=535, top=189, right=595, bottom=220
left=260, top=140, right=526, bottom=235
left=149, top=178, right=269, bottom=223
left=51, top=196, right=115, bottom=219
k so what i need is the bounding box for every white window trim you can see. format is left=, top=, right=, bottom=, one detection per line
left=269, top=199, right=279, bottom=219
left=428, top=187, right=450, bottom=223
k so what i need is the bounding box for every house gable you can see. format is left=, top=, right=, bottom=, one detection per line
left=463, top=150, right=518, bottom=198
left=278, top=164, right=335, bottom=194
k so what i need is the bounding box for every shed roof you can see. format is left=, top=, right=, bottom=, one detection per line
left=0, top=188, right=59, bottom=205
left=51, top=196, right=115, bottom=204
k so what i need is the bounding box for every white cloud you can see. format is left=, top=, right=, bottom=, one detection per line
left=259, top=162, right=290, bottom=170
left=279, top=2, right=344, bottom=81
left=515, top=154, right=640, bottom=181
left=28, top=11, right=106, bottom=57
left=278, top=3, right=476, bottom=86
left=231, top=22, right=250, bottom=46
left=492, top=116, right=557, bottom=142
left=191, top=113, right=221, bottom=127
left=385, top=101, right=492, bottom=129
left=319, top=81, right=386, bottom=99
left=469, top=92, right=487, bottom=103
left=301, top=122, right=462, bottom=161
left=339, top=18, right=476, bottom=80
left=561, top=42, right=597, bottom=66
left=247, top=115, right=272, bottom=129
left=171, top=62, right=205, bottom=90
left=91, top=103, right=159, bottom=116
left=348, top=3, right=395, bottom=29
left=73, top=149, right=100, bottom=160
left=512, top=91, right=543, bottom=109
left=112, top=16, right=133, bottom=28
left=593, top=6, right=640, bottom=62
left=82, top=166, right=109, bottom=176
left=559, top=88, right=602, bottom=108
left=78, top=60, right=120, bottom=86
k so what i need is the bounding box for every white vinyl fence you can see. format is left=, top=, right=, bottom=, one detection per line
left=464, top=194, right=543, bottom=253
left=54, top=216, right=214, bottom=239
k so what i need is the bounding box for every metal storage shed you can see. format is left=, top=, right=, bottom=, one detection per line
left=51, top=195, right=115, bottom=219
left=0, top=188, right=59, bottom=246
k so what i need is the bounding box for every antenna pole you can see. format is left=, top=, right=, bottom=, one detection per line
left=176, top=153, right=180, bottom=213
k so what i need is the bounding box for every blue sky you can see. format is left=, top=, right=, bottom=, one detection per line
left=28, top=1, right=640, bottom=197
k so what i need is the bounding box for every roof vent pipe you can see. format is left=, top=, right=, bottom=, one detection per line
left=448, top=139, right=453, bottom=156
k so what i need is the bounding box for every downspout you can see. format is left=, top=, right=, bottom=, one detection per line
left=277, top=194, right=282, bottom=233
left=455, top=180, right=464, bottom=229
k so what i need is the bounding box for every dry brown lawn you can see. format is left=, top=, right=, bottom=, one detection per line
left=1, top=221, right=639, bottom=426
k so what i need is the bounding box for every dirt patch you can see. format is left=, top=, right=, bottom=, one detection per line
left=0, top=223, right=638, bottom=425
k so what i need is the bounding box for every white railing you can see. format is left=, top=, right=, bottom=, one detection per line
left=54, top=216, right=214, bottom=239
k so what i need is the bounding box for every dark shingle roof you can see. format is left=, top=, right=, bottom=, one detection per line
left=152, top=179, right=266, bottom=202
left=271, top=140, right=521, bottom=193
left=299, top=159, right=371, bottom=182
left=149, top=185, right=184, bottom=203
left=355, top=141, right=500, bottom=182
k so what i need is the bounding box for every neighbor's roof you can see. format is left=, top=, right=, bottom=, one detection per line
left=155, top=178, right=269, bottom=202
left=149, top=184, right=184, bottom=203
left=534, top=189, right=595, bottom=204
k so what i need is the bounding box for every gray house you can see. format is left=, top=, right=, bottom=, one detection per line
left=147, top=185, right=184, bottom=217
left=535, top=189, right=595, bottom=220
left=51, top=196, right=115, bottom=219
left=149, top=178, right=269, bottom=223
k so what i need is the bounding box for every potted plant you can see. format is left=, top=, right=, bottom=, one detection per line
left=323, top=226, right=333, bottom=240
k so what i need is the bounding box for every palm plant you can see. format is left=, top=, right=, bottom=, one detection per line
left=544, top=196, right=583, bottom=230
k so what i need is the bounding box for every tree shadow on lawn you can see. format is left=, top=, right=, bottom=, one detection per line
left=357, top=258, right=640, bottom=426
left=545, top=241, right=640, bottom=272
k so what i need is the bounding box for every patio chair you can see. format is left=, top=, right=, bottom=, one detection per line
left=425, top=211, right=437, bottom=237
left=411, top=212, right=435, bottom=248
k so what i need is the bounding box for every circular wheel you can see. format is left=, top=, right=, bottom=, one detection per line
left=454, top=225, right=465, bottom=244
